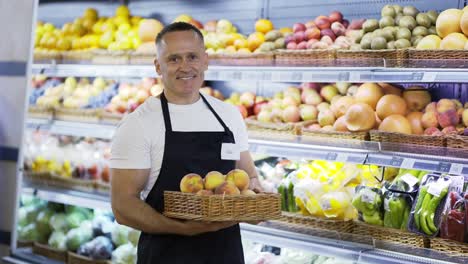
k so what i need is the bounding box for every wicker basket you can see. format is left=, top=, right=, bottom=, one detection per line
left=274, top=49, right=335, bottom=66
left=68, top=252, right=111, bottom=264
left=209, top=53, right=274, bottom=66
left=33, top=50, right=62, bottom=63
left=336, top=49, right=407, bottom=67
left=17, top=240, right=34, bottom=248
left=370, top=130, right=446, bottom=151
left=28, top=105, right=54, bottom=119
left=352, top=221, right=428, bottom=248
left=276, top=212, right=354, bottom=233
left=54, top=107, right=102, bottom=123
left=408, top=49, right=468, bottom=68
left=91, top=49, right=130, bottom=65
left=301, top=128, right=369, bottom=141
left=95, top=181, right=110, bottom=194
left=100, top=111, right=124, bottom=125
left=446, top=135, right=468, bottom=158
left=33, top=243, right=67, bottom=262
left=429, top=238, right=468, bottom=257
left=61, top=50, right=93, bottom=64
left=129, top=51, right=156, bottom=65
left=245, top=117, right=302, bottom=136
left=163, top=191, right=281, bottom=221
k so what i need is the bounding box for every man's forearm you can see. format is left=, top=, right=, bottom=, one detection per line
left=112, top=195, right=185, bottom=235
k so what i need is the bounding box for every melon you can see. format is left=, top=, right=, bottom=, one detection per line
left=436, top=9, right=463, bottom=38
left=440, top=33, right=467, bottom=50
left=139, top=19, right=164, bottom=42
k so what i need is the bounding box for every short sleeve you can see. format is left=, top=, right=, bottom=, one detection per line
left=110, top=115, right=151, bottom=169
left=232, top=108, right=249, bottom=152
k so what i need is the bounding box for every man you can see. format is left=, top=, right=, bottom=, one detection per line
left=110, top=22, right=263, bottom=264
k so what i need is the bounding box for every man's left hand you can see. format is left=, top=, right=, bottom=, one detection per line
left=249, top=177, right=264, bottom=193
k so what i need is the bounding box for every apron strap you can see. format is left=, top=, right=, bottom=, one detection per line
left=160, top=92, right=173, bottom=132
left=160, top=92, right=233, bottom=135
left=200, top=93, right=231, bottom=133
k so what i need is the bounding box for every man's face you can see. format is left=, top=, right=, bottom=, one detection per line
left=155, top=31, right=208, bottom=97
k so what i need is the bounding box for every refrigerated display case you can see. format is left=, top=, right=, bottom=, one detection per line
left=2, top=0, right=468, bottom=263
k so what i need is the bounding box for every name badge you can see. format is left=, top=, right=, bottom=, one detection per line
left=221, top=143, right=240, bottom=160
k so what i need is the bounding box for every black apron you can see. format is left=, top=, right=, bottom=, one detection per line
left=137, top=93, right=245, bottom=264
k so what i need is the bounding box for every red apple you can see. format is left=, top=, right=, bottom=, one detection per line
left=321, top=29, right=336, bottom=41
left=305, top=27, right=321, bottom=40
left=297, top=41, right=307, bottom=49
left=286, top=42, right=297, bottom=49
left=293, top=23, right=306, bottom=33
left=329, top=11, right=343, bottom=23
left=315, top=16, right=331, bottom=30
left=284, top=34, right=296, bottom=44
left=342, top=19, right=350, bottom=28
left=294, top=31, right=305, bottom=42
left=331, top=22, right=346, bottom=36
left=253, top=101, right=268, bottom=115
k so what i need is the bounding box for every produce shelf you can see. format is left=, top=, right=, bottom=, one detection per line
left=26, top=118, right=468, bottom=176
left=22, top=182, right=111, bottom=211
left=32, top=63, right=468, bottom=83
left=6, top=248, right=63, bottom=264
left=242, top=223, right=464, bottom=264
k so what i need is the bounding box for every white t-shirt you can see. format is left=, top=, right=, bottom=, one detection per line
left=110, top=95, right=249, bottom=200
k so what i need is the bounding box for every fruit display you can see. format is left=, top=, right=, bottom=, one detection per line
left=417, top=6, right=468, bottom=50
left=284, top=11, right=363, bottom=50
left=24, top=131, right=110, bottom=183
left=440, top=191, right=467, bottom=242
left=179, top=169, right=255, bottom=196
left=410, top=174, right=452, bottom=236
left=17, top=196, right=138, bottom=263
left=104, top=78, right=159, bottom=114
left=355, top=5, right=439, bottom=50
left=32, top=76, right=116, bottom=109
left=35, top=6, right=150, bottom=51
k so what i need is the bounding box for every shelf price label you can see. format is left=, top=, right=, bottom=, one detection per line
left=437, top=162, right=451, bottom=173
left=413, top=161, right=438, bottom=172
left=390, top=156, right=404, bottom=167
left=449, top=163, right=464, bottom=175
left=400, top=158, right=416, bottom=169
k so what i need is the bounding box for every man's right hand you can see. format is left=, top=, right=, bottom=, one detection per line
left=177, top=220, right=238, bottom=236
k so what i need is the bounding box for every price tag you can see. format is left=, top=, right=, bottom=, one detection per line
left=336, top=153, right=349, bottom=163
left=449, top=163, right=463, bottom=175
left=438, top=162, right=451, bottom=173
left=326, top=152, right=338, bottom=161
left=401, top=173, right=419, bottom=187
left=421, top=72, right=437, bottom=82
left=361, top=189, right=377, bottom=204
left=450, top=175, right=465, bottom=193
left=390, top=156, right=404, bottom=167
left=428, top=178, right=449, bottom=197
left=401, top=158, right=416, bottom=169
left=384, top=198, right=390, bottom=211
left=291, top=72, right=302, bottom=81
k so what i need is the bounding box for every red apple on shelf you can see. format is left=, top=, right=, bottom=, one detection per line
left=297, top=41, right=307, bottom=49
left=305, top=20, right=316, bottom=29
left=284, top=34, right=296, bottom=44
left=305, top=27, right=321, bottom=40
left=306, top=39, right=319, bottom=49
left=293, top=23, right=307, bottom=33
left=237, top=105, right=248, bottom=119
left=342, top=19, right=350, bottom=28
left=321, top=29, right=336, bottom=41
left=315, top=16, right=331, bottom=30
left=294, top=31, right=305, bottom=42
left=329, top=11, right=343, bottom=23
left=286, top=42, right=297, bottom=49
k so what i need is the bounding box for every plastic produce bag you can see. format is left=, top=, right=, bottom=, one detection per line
left=408, top=174, right=451, bottom=236
left=440, top=191, right=465, bottom=242
left=352, top=186, right=384, bottom=226
left=383, top=190, right=412, bottom=230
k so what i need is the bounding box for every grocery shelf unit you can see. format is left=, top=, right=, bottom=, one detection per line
left=5, top=0, right=468, bottom=263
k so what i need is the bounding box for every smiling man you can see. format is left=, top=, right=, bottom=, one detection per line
left=110, top=22, right=263, bottom=264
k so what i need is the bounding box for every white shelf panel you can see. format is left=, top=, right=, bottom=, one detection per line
left=32, top=64, right=468, bottom=83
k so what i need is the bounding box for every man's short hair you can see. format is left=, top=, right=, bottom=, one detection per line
left=155, top=22, right=204, bottom=46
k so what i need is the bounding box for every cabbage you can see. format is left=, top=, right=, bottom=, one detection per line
left=17, top=207, right=29, bottom=227
left=111, top=224, right=131, bottom=247
left=65, top=205, right=93, bottom=219
left=66, top=212, right=87, bottom=229
left=49, top=213, right=69, bottom=232
left=18, top=223, right=38, bottom=241
left=79, top=220, right=94, bottom=239
left=128, top=229, right=141, bottom=246
left=48, top=231, right=67, bottom=251
left=36, top=209, right=54, bottom=238
left=112, top=243, right=137, bottom=264
left=66, top=227, right=93, bottom=251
